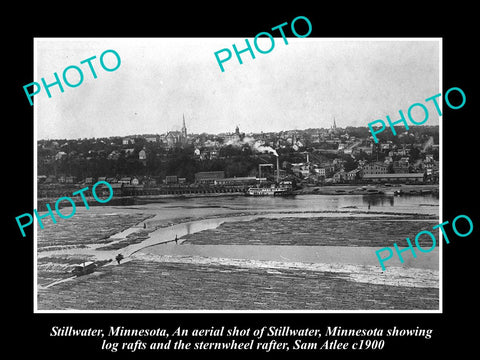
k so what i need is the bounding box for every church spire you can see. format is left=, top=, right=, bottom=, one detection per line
left=181, top=113, right=187, bottom=143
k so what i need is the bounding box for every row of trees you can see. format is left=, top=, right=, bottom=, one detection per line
left=39, top=147, right=269, bottom=182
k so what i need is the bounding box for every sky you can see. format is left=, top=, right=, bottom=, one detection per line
left=35, top=38, right=440, bottom=140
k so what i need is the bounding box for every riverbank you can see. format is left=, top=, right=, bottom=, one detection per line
left=36, top=192, right=245, bottom=211
left=295, top=184, right=439, bottom=196
left=36, top=184, right=439, bottom=211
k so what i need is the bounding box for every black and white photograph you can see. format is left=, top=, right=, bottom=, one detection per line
left=8, top=6, right=480, bottom=357
left=34, top=38, right=441, bottom=312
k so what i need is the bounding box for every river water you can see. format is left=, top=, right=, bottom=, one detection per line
left=37, top=193, right=440, bottom=311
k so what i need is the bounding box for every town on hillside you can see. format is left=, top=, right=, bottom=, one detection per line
left=37, top=117, right=439, bottom=198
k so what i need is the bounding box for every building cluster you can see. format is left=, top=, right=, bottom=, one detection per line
left=38, top=116, right=439, bottom=192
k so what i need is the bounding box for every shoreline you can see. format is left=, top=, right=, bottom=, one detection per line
left=295, top=184, right=439, bottom=195
left=36, top=184, right=439, bottom=210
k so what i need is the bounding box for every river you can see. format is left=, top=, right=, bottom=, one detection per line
left=36, top=193, right=440, bottom=311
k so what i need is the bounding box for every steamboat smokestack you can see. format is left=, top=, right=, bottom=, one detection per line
left=276, top=155, right=280, bottom=184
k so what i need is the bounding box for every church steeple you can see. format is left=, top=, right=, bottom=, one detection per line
left=181, top=114, right=187, bottom=143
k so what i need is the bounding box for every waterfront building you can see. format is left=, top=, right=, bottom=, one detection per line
left=214, top=176, right=257, bottom=186
left=194, top=171, right=225, bottom=184
left=362, top=173, right=424, bottom=183
left=362, top=162, right=388, bottom=175
left=119, top=177, right=132, bottom=185
left=165, top=175, right=178, bottom=184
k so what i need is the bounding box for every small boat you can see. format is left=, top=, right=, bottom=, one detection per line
left=71, top=261, right=97, bottom=277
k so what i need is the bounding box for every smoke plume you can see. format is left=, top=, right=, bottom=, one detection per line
left=225, top=136, right=278, bottom=156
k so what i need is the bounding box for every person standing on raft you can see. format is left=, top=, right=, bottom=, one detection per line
left=116, top=254, right=124, bottom=264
